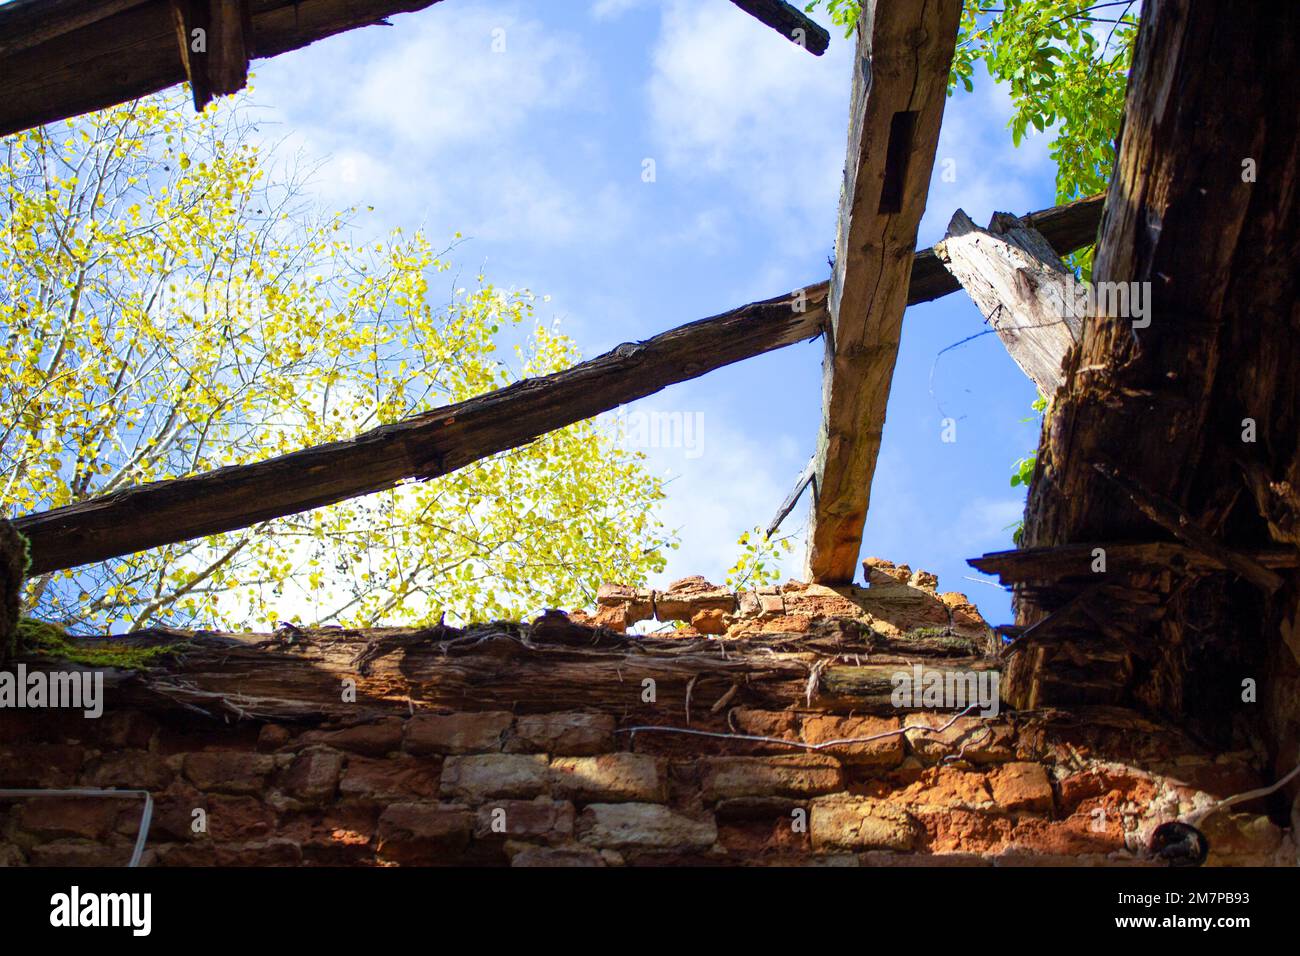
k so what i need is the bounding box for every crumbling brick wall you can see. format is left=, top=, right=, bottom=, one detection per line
left=0, top=563, right=1293, bottom=866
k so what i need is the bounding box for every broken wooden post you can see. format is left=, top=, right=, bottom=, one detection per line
left=935, top=208, right=1088, bottom=398
left=805, top=0, right=963, bottom=584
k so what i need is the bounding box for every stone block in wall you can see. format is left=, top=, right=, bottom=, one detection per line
left=577, top=803, right=717, bottom=849
left=404, top=711, right=513, bottom=756
left=1202, top=812, right=1284, bottom=864
left=83, top=750, right=173, bottom=790
left=0, top=743, right=83, bottom=787
left=155, top=838, right=303, bottom=867
left=279, top=747, right=343, bottom=805
left=550, top=754, right=667, bottom=802
left=809, top=797, right=923, bottom=852
left=903, top=714, right=1015, bottom=764
left=297, top=717, right=404, bottom=756
left=339, top=755, right=441, bottom=801
left=506, top=712, right=615, bottom=755
left=800, top=715, right=904, bottom=768
left=183, top=752, right=275, bottom=795
left=440, top=754, right=549, bottom=801
left=699, top=755, right=844, bottom=802
left=376, top=803, right=472, bottom=865
left=891, top=767, right=995, bottom=811
left=12, top=797, right=123, bottom=842
left=508, top=844, right=610, bottom=867
left=653, top=576, right=735, bottom=622
left=596, top=584, right=654, bottom=623
left=989, top=762, right=1056, bottom=814
left=473, top=798, right=575, bottom=842
left=204, top=795, right=277, bottom=842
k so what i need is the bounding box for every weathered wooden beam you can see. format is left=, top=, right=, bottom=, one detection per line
left=0, top=0, right=152, bottom=57
left=16, top=616, right=991, bottom=720
left=1011, top=0, right=1300, bottom=722
left=805, top=0, right=962, bottom=584
left=935, top=208, right=1082, bottom=398
left=727, top=0, right=830, bottom=55
left=169, top=0, right=254, bottom=111
left=970, top=540, right=1300, bottom=587
left=0, top=0, right=448, bottom=137
left=15, top=287, right=829, bottom=576
left=10, top=195, right=1102, bottom=578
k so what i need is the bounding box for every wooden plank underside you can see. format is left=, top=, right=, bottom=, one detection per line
left=805, top=0, right=963, bottom=584
left=727, top=0, right=831, bottom=55
left=0, top=0, right=448, bottom=137
left=12, top=195, right=1101, bottom=577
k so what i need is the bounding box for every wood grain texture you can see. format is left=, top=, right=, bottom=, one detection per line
left=935, top=208, right=1081, bottom=397
left=15, top=287, right=829, bottom=575
left=18, top=614, right=992, bottom=721
left=0, top=0, right=447, bottom=136
left=1009, top=0, right=1300, bottom=734
left=805, top=0, right=962, bottom=584
left=727, top=0, right=831, bottom=55
left=10, top=196, right=1101, bottom=578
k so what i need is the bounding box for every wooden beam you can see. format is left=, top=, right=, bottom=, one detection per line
left=10, top=194, right=1102, bottom=578
left=727, top=0, right=830, bottom=56
left=935, top=208, right=1082, bottom=398
left=15, top=287, right=829, bottom=576
left=805, top=0, right=962, bottom=584
left=765, top=455, right=816, bottom=538
left=0, top=0, right=449, bottom=137
left=1011, top=0, right=1300, bottom=723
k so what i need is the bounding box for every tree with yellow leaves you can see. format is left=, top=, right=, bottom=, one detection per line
left=1, top=95, right=673, bottom=633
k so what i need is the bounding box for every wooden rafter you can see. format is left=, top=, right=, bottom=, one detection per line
left=0, top=0, right=449, bottom=137
left=805, top=0, right=963, bottom=584
left=726, top=0, right=830, bottom=56
left=12, top=194, right=1101, bottom=578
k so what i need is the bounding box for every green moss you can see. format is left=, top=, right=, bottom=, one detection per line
left=902, top=626, right=952, bottom=641
left=16, top=618, right=185, bottom=669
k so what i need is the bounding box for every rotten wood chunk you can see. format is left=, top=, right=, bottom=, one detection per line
left=727, top=0, right=830, bottom=56
left=935, top=208, right=1084, bottom=398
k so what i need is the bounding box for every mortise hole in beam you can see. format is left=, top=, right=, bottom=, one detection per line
left=879, top=110, right=918, bottom=214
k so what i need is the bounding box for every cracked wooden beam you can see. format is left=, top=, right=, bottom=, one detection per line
left=805, top=0, right=963, bottom=584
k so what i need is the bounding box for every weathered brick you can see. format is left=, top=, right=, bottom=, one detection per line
left=156, top=839, right=302, bottom=867
left=340, top=755, right=441, bottom=801
left=404, top=712, right=513, bottom=755
left=654, top=577, right=735, bottom=621
left=990, top=762, right=1055, bottom=813
left=0, top=743, right=84, bottom=787
left=801, top=715, right=904, bottom=767
left=183, top=752, right=275, bottom=794
left=810, top=797, right=923, bottom=851
left=29, top=841, right=134, bottom=867
left=84, top=750, right=173, bottom=790
left=903, top=714, right=1015, bottom=764
left=474, top=799, right=575, bottom=841
left=577, top=803, right=717, bottom=849
left=376, top=803, right=472, bottom=864
left=507, top=712, right=615, bottom=755
left=298, top=718, right=403, bottom=756
left=440, top=754, right=549, bottom=801
left=280, top=747, right=343, bottom=804
left=205, top=795, right=276, bottom=842
left=509, top=844, right=609, bottom=867
left=550, top=754, right=666, bottom=802
left=596, top=583, right=654, bottom=623
left=700, top=755, right=844, bottom=802
left=14, top=797, right=123, bottom=841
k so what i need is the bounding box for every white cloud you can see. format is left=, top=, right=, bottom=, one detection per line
left=646, top=0, right=850, bottom=230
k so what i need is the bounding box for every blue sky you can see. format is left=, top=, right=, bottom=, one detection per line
left=241, top=0, right=1060, bottom=625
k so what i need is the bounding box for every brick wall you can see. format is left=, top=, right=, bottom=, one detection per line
left=1, top=565, right=1294, bottom=867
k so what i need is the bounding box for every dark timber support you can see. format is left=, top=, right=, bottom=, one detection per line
left=1009, top=1, right=1300, bottom=769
